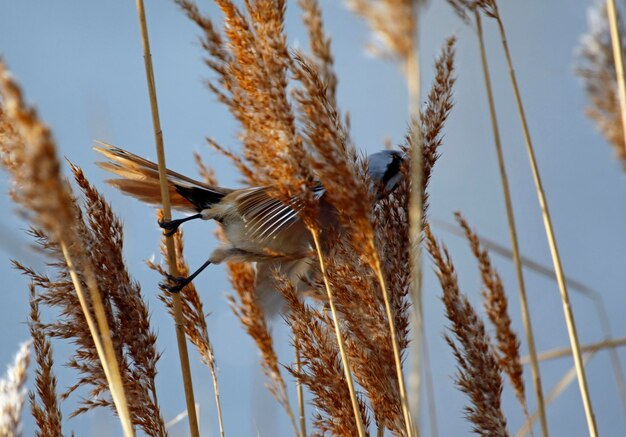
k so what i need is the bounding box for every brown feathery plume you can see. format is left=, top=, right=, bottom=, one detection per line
left=28, top=284, right=64, bottom=437
left=278, top=277, right=371, bottom=436
left=0, top=342, right=30, bottom=437
left=147, top=211, right=225, bottom=437
left=298, top=0, right=337, bottom=107
left=0, top=60, right=134, bottom=436
left=455, top=213, right=526, bottom=412
left=404, top=36, right=456, bottom=218
left=576, top=0, right=626, bottom=169
left=11, top=163, right=166, bottom=435
left=424, top=226, right=508, bottom=437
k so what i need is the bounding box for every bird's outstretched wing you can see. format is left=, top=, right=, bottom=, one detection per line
left=231, top=185, right=325, bottom=243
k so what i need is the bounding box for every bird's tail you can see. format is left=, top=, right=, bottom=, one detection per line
left=94, top=142, right=230, bottom=212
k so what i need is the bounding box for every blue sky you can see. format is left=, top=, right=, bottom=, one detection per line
left=1, top=1, right=625, bottom=436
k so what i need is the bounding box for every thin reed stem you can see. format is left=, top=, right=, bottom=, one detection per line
left=406, top=31, right=424, bottom=437
left=372, top=257, right=417, bottom=437
left=422, top=326, right=439, bottom=437
left=475, top=11, right=547, bottom=437
left=60, top=243, right=134, bottom=437
left=522, top=336, right=626, bottom=363
left=493, top=10, right=597, bottom=436
left=295, top=340, right=306, bottom=437
left=211, top=366, right=225, bottom=437
left=135, top=1, right=199, bottom=436
left=310, top=229, right=365, bottom=437
left=606, top=0, right=626, bottom=155
left=515, top=354, right=594, bottom=437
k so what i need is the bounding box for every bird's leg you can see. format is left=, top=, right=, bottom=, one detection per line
left=161, top=258, right=213, bottom=293
left=158, top=213, right=203, bottom=236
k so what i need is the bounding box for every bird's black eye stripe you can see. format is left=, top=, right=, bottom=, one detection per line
left=381, top=153, right=402, bottom=186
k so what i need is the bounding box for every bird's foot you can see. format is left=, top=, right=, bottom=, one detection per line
left=159, top=274, right=191, bottom=294
left=158, top=218, right=183, bottom=236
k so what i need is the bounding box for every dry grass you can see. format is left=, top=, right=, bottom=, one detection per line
left=455, top=213, right=526, bottom=413
left=425, top=226, right=509, bottom=437
left=576, top=0, right=626, bottom=169
left=1, top=1, right=624, bottom=436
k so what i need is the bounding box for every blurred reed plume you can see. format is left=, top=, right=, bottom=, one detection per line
left=577, top=0, right=626, bottom=169
left=0, top=342, right=30, bottom=437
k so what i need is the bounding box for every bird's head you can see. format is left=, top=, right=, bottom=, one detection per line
left=367, top=150, right=405, bottom=199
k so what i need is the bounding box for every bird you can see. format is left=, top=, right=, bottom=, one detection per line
left=94, top=143, right=404, bottom=313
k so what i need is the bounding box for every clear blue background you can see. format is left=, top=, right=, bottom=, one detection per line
left=1, top=1, right=625, bottom=436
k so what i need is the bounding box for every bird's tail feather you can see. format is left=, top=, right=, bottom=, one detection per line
left=94, top=142, right=230, bottom=212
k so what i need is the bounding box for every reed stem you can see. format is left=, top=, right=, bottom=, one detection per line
left=295, top=340, right=306, bottom=437
left=135, top=2, right=199, bottom=436
left=310, top=229, right=365, bottom=437
left=60, top=243, right=135, bottom=437
left=523, top=336, right=626, bottom=363
left=475, top=11, right=548, bottom=437
left=493, top=10, right=597, bottom=436
left=372, top=257, right=417, bottom=437
left=606, top=0, right=626, bottom=155
left=406, top=25, right=424, bottom=437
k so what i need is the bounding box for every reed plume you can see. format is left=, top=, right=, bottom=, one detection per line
left=0, top=60, right=134, bottom=436
left=28, top=284, right=64, bottom=437
left=576, top=0, right=626, bottom=169
left=6, top=155, right=166, bottom=435
left=0, top=342, right=30, bottom=437
left=455, top=213, right=526, bottom=412
left=425, top=226, right=509, bottom=437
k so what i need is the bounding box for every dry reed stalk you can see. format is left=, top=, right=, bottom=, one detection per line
left=0, top=342, right=30, bottom=437
left=473, top=11, right=547, bottom=435
left=606, top=0, right=626, bottom=157
left=576, top=0, right=626, bottom=168
left=486, top=3, right=598, bottom=433
left=425, top=226, right=509, bottom=437
left=515, top=354, right=595, bottom=437
left=455, top=213, right=527, bottom=413
left=28, top=284, right=64, bottom=437
left=311, top=229, right=367, bottom=437
left=0, top=62, right=134, bottom=437
left=147, top=217, right=224, bottom=437
left=524, top=337, right=626, bottom=363
left=134, top=2, right=199, bottom=435
left=294, top=341, right=306, bottom=437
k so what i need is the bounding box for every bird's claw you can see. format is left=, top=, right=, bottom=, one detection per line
left=160, top=274, right=189, bottom=294
left=158, top=218, right=181, bottom=236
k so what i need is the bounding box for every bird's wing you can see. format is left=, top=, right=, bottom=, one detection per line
left=94, top=142, right=233, bottom=211
left=233, top=185, right=325, bottom=242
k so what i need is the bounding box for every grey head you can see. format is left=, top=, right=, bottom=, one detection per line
left=367, top=150, right=405, bottom=198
